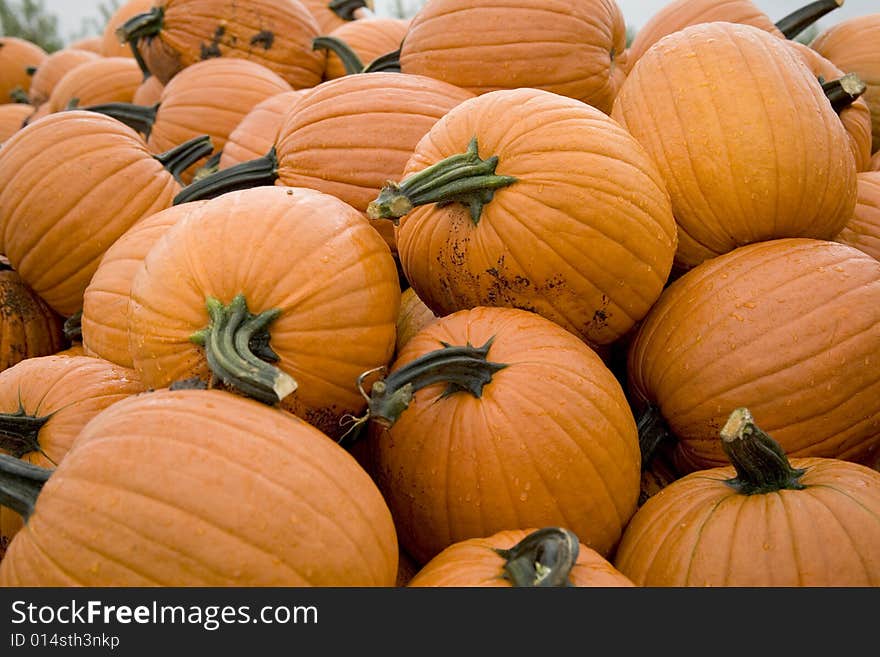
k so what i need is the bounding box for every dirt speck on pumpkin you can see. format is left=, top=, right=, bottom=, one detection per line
left=200, top=25, right=227, bottom=60
left=250, top=31, right=275, bottom=50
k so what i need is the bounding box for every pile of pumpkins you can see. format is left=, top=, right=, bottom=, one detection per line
left=0, top=0, right=878, bottom=587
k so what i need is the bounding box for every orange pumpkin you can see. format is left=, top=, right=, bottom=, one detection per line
left=835, top=171, right=880, bottom=261
left=68, top=36, right=103, bottom=54
left=872, top=151, right=880, bottom=171
left=0, top=269, right=64, bottom=372
left=118, top=0, right=325, bottom=89
left=409, top=528, right=635, bottom=587
left=363, top=306, right=641, bottom=564
left=0, top=388, right=398, bottom=586
left=218, top=90, right=307, bottom=169
left=612, top=22, right=857, bottom=269
left=0, top=104, right=32, bottom=144
left=614, top=408, right=880, bottom=586
left=317, top=17, right=410, bottom=80
left=26, top=48, right=99, bottom=107
left=101, top=0, right=155, bottom=58
left=54, top=344, right=86, bottom=358
left=47, top=57, right=142, bottom=113
left=395, top=287, right=437, bottom=356
left=0, top=37, right=46, bottom=104
left=132, top=75, right=164, bottom=106
left=0, top=111, right=213, bottom=316
left=628, top=238, right=880, bottom=472
left=366, top=87, right=677, bottom=348
left=399, top=0, right=627, bottom=114
left=302, top=0, right=375, bottom=34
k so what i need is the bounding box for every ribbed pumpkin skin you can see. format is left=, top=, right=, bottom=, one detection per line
left=136, top=0, right=325, bottom=89
left=132, top=75, right=164, bottom=106
left=27, top=48, right=99, bottom=107
left=625, top=0, right=781, bottom=71
left=628, top=239, right=880, bottom=471
left=47, top=57, right=143, bottom=113
left=302, top=0, right=375, bottom=34
left=0, top=104, right=32, bottom=144
left=0, top=38, right=47, bottom=104
left=322, top=18, right=410, bottom=80
left=873, top=151, right=880, bottom=171
left=399, top=0, right=627, bottom=114
left=275, top=72, right=474, bottom=249
left=128, top=186, right=400, bottom=439
left=0, top=355, right=144, bottom=543
left=0, top=270, right=64, bottom=372
left=409, top=528, right=635, bottom=587
left=395, top=287, right=437, bottom=356
left=614, top=458, right=880, bottom=586
left=219, top=90, right=307, bottom=168
left=0, top=111, right=181, bottom=316
left=811, top=14, right=880, bottom=153
left=69, top=36, right=104, bottom=54
left=368, top=306, right=641, bottom=564
left=0, top=389, right=399, bottom=586
left=836, top=172, right=880, bottom=261
left=612, top=23, right=857, bottom=269
left=101, top=0, right=155, bottom=58
left=82, top=202, right=209, bottom=368
left=395, top=88, right=677, bottom=348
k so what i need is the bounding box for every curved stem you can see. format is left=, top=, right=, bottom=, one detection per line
left=129, top=39, right=151, bottom=81
left=0, top=405, right=51, bottom=460
left=153, top=135, right=215, bottom=185
left=82, top=102, right=158, bottom=140
left=190, top=294, right=297, bottom=406
left=822, top=73, right=866, bottom=114
left=0, top=454, right=51, bottom=521
left=192, top=150, right=223, bottom=183
left=313, top=36, right=365, bottom=76
left=636, top=403, right=672, bottom=470
left=63, top=311, right=82, bottom=343
left=720, top=408, right=806, bottom=495
left=775, top=0, right=843, bottom=39
left=363, top=47, right=401, bottom=73
left=367, top=137, right=517, bottom=225
left=495, top=528, right=580, bottom=587
left=328, top=0, right=367, bottom=21
left=116, top=6, right=164, bottom=44
left=173, top=148, right=279, bottom=205
left=367, top=338, right=507, bottom=427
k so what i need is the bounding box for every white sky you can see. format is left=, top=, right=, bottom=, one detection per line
left=27, top=0, right=880, bottom=43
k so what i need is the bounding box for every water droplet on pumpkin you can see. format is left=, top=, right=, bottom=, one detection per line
left=519, top=492, right=528, bottom=502
left=762, top=543, right=771, bottom=551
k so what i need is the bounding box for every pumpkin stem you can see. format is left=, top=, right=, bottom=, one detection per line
left=363, top=48, right=402, bottom=73
left=153, top=135, right=215, bottom=185
left=720, top=408, right=807, bottom=495
left=190, top=294, right=297, bottom=406
left=82, top=102, right=158, bottom=140
left=366, top=338, right=507, bottom=427
left=313, top=36, right=365, bottom=76
left=775, top=0, right=843, bottom=39
left=192, top=150, right=223, bottom=182
left=173, top=148, right=279, bottom=205
left=495, top=528, right=580, bottom=587
left=328, top=0, right=368, bottom=21
left=0, top=404, right=51, bottom=460
left=636, top=403, right=672, bottom=471
left=822, top=73, right=867, bottom=114
left=9, top=87, right=29, bottom=104
left=63, top=311, right=82, bottom=343
left=116, top=6, right=165, bottom=45
left=0, top=454, right=51, bottom=521
left=367, top=137, right=517, bottom=226
left=129, top=39, right=152, bottom=81
left=25, top=66, right=38, bottom=76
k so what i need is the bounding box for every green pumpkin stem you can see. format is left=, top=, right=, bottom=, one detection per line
left=822, top=73, right=867, bottom=114
left=775, top=0, right=843, bottom=39
left=721, top=408, right=807, bottom=495
left=128, top=40, right=152, bottom=81
left=63, top=311, right=82, bottom=343
left=328, top=0, right=368, bottom=21
left=363, top=48, right=401, bottom=73
left=495, top=528, right=580, bottom=587
left=173, top=148, right=279, bottom=205
left=0, top=454, right=51, bottom=521
left=192, top=150, right=223, bottom=183
left=116, top=7, right=165, bottom=45
left=312, top=36, right=365, bottom=75
left=366, top=137, right=517, bottom=226
left=636, top=403, right=672, bottom=471
left=0, top=406, right=50, bottom=460
left=82, top=102, right=158, bottom=140
left=153, top=135, right=215, bottom=185
left=25, top=66, right=37, bottom=76
left=9, top=87, right=29, bottom=104
left=190, top=294, right=296, bottom=406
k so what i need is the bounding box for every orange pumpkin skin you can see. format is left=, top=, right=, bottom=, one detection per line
left=128, top=186, right=400, bottom=439
left=82, top=202, right=209, bottom=369
left=131, top=0, right=325, bottom=89
left=0, top=104, right=32, bottom=144
left=367, top=306, right=641, bottom=564
left=872, top=151, right=880, bottom=171
left=0, top=111, right=182, bottom=316
left=0, top=38, right=47, bottom=104
left=101, top=0, right=155, bottom=58
left=0, top=270, right=64, bottom=372
left=408, top=528, right=635, bottom=587
left=0, top=389, right=399, bottom=586
left=0, top=355, right=144, bottom=542
left=614, top=457, right=880, bottom=586
left=27, top=48, right=99, bottom=107
left=835, top=172, right=880, bottom=261
left=628, top=239, right=880, bottom=471
left=811, top=14, right=880, bottom=153
left=132, top=75, right=164, bottom=106
left=301, top=0, right=375, bottom=34
left=392, top=87, right=677, bottom=348
left=54, top=344, right=86, bottom=358
left=47, top=57, right=143, bottom=113
left=218, top=90, right=307, bottom=169
left=399, top=0, right=627, bottom=114
left=322, top=18, right=410, bottom=80
left=69, top=36, right=104, bottom=54
left=612, top=23, right=857, bottom=269
left=395, top=287, right=438, bottom=356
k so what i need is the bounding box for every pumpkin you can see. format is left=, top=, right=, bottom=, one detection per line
left=47, top=57, right=143, bottom=113
left=366, top=87, right=677, bottom=348
left=628, top=238, right=880, bottom=472
left=128, top=186, right=400, bottom=440
left=132, top=75, right=164, bottom=107
left=0, top=269, right=64, bottom=372
left=399, top=0, right=627, bottom=115
left=811, top=13, right=880, bottom=153
left=68, top=36, right=103, bottom=54
left=0, top=38, right=46, bottom=104
left=117, top=0, right=325, bottom=89
left=54, top=344, right=86, bottom=358
left=363, top=306, right=641, bottom=564
left=395, top=287, right=438, bottom=356
left=0, top=104, right=32, bottom=144
left=218, top=90, right=307, bottom=169
left=872, top=151, right=880, bottom=171
left=612, top=22, right=857, bottom=269
left=0, top=110, right=213, bottom=316
left=614, top=408, right=880, bottom=586
left=316, top=17, right=410, bottom=80
left=835, top=171, right=880, bottom=261
left=101, top=0, right=155, bottom=58
left=302, top=0, right=375, bottom=34
left=409, top=528, right=635, bottom=587
left=0, top=388, right=398, bottom=586
left=0, top=355, right=144, bottom=543
left=26, top=48, right=99, bottom=107
left=82, top=202, right=209, bottom=369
